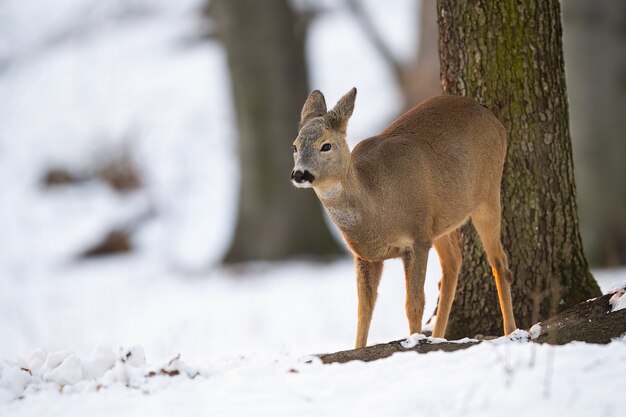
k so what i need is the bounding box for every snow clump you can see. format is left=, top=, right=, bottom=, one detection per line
left=609, top=289, right=626, bottom=312
left=0, top=345, right=204, bottom=402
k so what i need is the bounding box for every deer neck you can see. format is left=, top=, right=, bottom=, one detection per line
left=314, top=164, right=368, bottom=231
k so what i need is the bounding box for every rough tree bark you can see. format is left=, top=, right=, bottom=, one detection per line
left=318, top=291, right=626, bottom=364
left=436, top=0, right=601, bottom=338
left=212, top=0, right=342, bottom=262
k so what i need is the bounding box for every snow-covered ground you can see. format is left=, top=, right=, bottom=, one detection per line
left=2, top=254, right=625, bottom=417
left=2, top=0, right=626, bottom=416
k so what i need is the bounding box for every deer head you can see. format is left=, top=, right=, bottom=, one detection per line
left=291, top=88, right=356, bottom=189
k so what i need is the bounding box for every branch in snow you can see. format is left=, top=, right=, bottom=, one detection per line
left=316, top=337, right=480, bottom=364
left=533, top=292, right=626, bottom=345
left=316, top=290, right=626, bottom=364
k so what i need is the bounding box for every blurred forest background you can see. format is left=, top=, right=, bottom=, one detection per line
left=0, top=0, right=624, bottom=272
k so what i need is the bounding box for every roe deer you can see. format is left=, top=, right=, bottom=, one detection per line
left=291, top=88, right=517, bottom=348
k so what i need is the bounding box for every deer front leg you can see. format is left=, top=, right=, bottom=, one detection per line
left=403, top=243, right=430, bottom=335
left=355, top=257, right=383, bottom=349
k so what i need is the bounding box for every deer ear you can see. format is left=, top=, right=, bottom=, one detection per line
left=300, top=90, right=327, bottom=129
left=328, top=87, right=357, bottom=134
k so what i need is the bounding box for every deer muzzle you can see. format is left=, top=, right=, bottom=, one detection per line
left=291, top=169, right=315, bottom=186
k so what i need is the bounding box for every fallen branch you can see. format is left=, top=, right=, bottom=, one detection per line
left=318, top=338, right=479, bottom=364
left=317, top=291, right=626, bottom=364
left=534, top=292, right=626, bottom=344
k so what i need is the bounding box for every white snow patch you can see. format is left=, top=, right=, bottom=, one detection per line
left=609, top=290, right=626, bottom=312
left=529, top=323, right=542, bottom=340
left=455, top=337, right=479, bottom=344
left=44, top=354, right=84, bottom=386
left=401, top=333, right=429, bottom=348
left=0, top=346, right=204, bottom=401
left=505, top=329, right=531, bottom=342
left=487, top=329, right=531, bottom=345
left=81, top=346, right=117, bottom=380
left=0, top=364, right=36, bottom=398
left=401, top=333, right=477, bottom=349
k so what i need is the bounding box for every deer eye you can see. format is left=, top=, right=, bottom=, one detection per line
left=321, top=143, right=331, bottom=152
left=292, top=145, right=297, bottom=153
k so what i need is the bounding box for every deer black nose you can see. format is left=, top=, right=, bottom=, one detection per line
left=292, top=170, right=305, bottom=183
left=291, top=170, right=314, bottom=183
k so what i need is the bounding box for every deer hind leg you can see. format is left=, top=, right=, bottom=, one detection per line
left=472, top=202, right=517, bottom=335
left=432, top=230, right=462, bottom=338
left=355, top=257, right=384, bottom=349
left=403, top=243, right=430, bottom=336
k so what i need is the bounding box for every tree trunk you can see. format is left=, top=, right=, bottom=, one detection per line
left=436, top=0, right=601, bottom=338
left=212, top=0, right=342, bottom=262
left=562, top=0, right=626, bottom=267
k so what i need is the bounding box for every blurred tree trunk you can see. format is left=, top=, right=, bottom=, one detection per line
left=212, top=0, right=342, bottom=262
left=404, top=0, right=440, bottom=106
left=437, top=0, right=601, bottom=338
left=347, top=0, right=440, bottom=111
left=562, top=0, right=626, bottom=267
